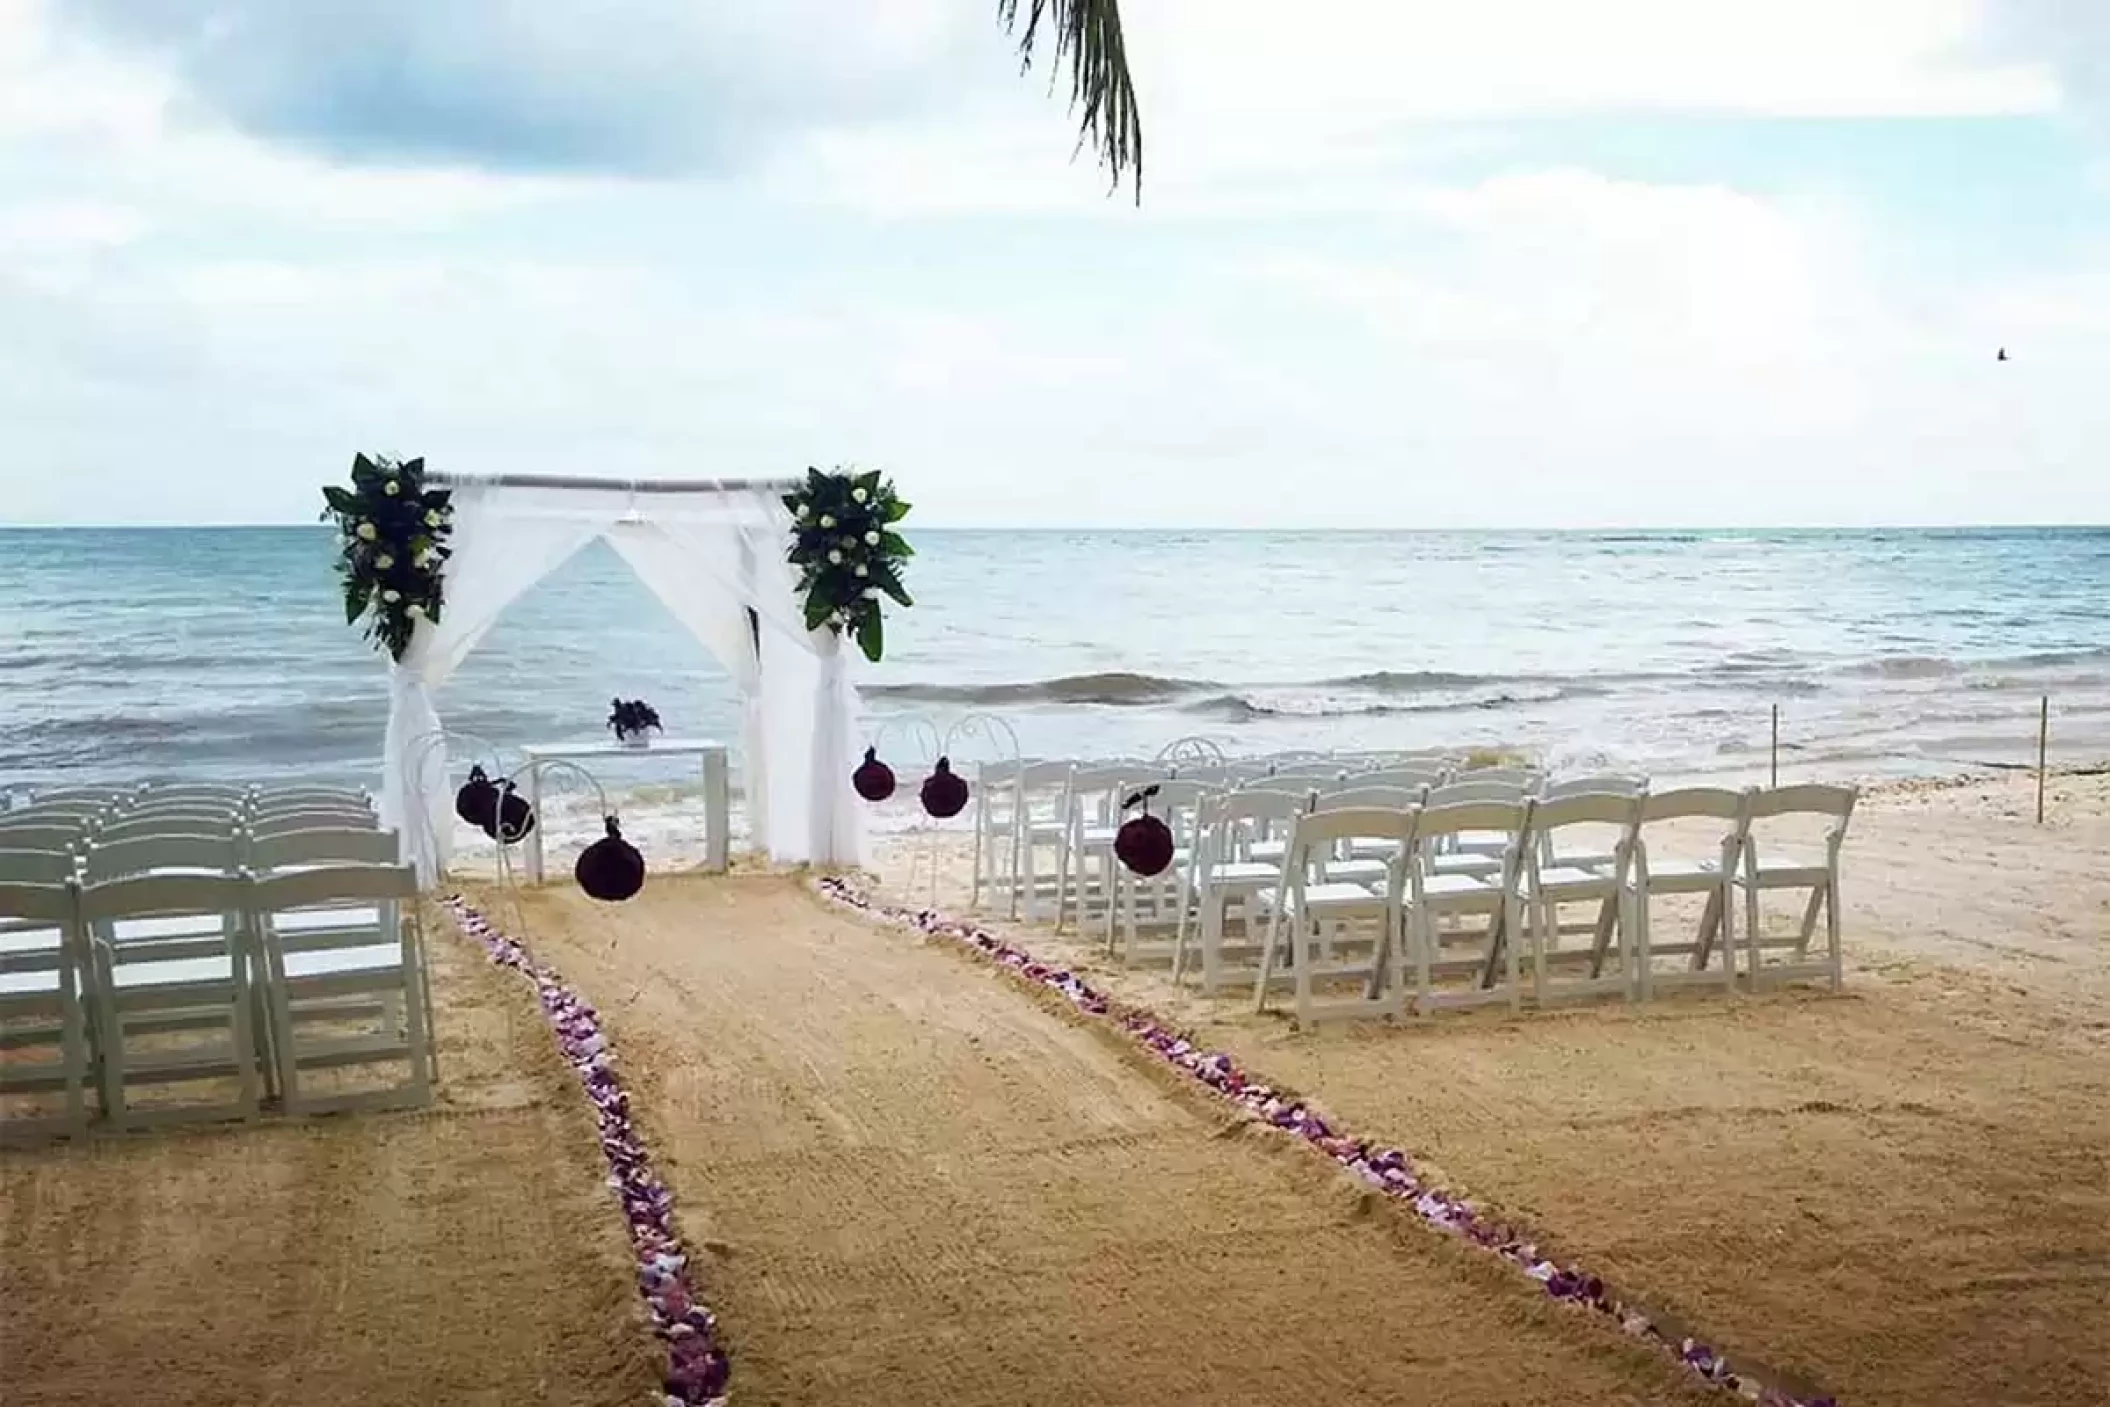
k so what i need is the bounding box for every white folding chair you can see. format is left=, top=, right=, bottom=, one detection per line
left=1108, top=779, right=1213, bottom=964
left=249, top=864, right=435, bottom=1115
left=135, top=783, right=252, bottom=804
left=1252, top=806, right=1417, bottom=1024
left=1176, top=788, right=1309, bottom=993
left=1627, top=787, right=1751, bottom=999
left=1423, top=777, right=1531, bottom=877
left=1534, top=773, right=1648, bottom=869
left=25, top=785, right=132, bottom=805
left=5, top=798, right=108, bottom=824
left=1520, top=792, right=1643, bottom=1004
left=0, top=880, right=93, bottom=1141
left=1236, top=780, right=1325, bottom=870
left=971, top=759, right=1028, bottom=912
left=252, top=786, right=372, bottom=810
left=1737, top=785, right=1856, bottom=991
left=1055, top=764, right=1130, bottom=933
left=80, top=872, right=262, bottom=1128
left=1322, top=785, right=1429, bottom=881
left=1406, top=799, right=1529, bottom=1015
left=1009, top=761, right=1074, bottom=922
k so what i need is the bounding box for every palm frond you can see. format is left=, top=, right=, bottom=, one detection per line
left=998, top=0, right=1143, bottom=202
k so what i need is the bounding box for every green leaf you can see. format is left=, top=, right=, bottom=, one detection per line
left=343, top=578, right=369, bottom=625
left=803, top=593, right=834, bottom=633
left=402, top=456, right=425, bottom=479
left=855, top=610, right=884, bottom=663
left=323, top=485, right=357, bottom=514
left=879, top=531, right=913, bottom=558
left=884, top=498, right=912, bottom=523
left=854, top=468, right=882, bottom=493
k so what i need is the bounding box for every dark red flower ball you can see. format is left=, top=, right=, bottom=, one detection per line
left=853, top=746, right=896, bottom=802
left=575, top=815, right=646, bottom=903
left=1115, top=812, right=1175, bottom=876
left=919, top=757, right=969, bottom=819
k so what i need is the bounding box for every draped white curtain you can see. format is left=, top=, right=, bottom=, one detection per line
left=380, top=482, right=623, bottom=881
left=377, top=475, right=864, bottom=884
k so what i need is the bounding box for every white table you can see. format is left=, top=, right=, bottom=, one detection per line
left=520, top=738, right=730, bottom=883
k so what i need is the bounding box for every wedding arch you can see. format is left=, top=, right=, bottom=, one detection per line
left=366, top=470, right=866, bottom=883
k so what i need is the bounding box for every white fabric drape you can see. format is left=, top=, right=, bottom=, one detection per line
left=381, top=482, right=623, bottom=882
left=377, top=475, right=865, bottom=884
left=603, top=519, right=767, bottom=851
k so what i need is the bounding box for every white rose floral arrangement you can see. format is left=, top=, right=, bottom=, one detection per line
left=782, top=466, right=913, bottom=662
left=320, top=452, right=454, bottom=661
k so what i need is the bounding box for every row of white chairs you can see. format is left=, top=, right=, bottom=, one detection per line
left=0, top=785, right=432, bottom=1140
left=969, top=755, right=1854, bottom=1022
left=1232, top=783, right=1854, bottom=1025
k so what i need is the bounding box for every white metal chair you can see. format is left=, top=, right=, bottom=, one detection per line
left=249, top=864, right=435, bottom=1115
left=1627, top=787, right=1751, bottom=999
left=0, top=880, right=93, bottom=1141
left=1736, top=785, right=1856, bottom=991
left=1252, top=806, right=1417, bottom=1024
left=1519, top=792, right=1643, bottom=1005
left=1406, top=799, right=1529, bottom=1015
left=80, top=871, right=262, bottom=1129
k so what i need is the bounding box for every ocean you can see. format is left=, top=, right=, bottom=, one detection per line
left=3, top=527, right=2107, bottom=811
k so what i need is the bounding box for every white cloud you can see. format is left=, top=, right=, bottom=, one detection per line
left=0, top=0, right=2106, bottom=530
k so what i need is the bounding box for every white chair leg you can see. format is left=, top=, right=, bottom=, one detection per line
left=1825, top=874, right=1843, bottom=991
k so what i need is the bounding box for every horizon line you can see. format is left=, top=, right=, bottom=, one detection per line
left=3, top=520, right=2107, bottom=534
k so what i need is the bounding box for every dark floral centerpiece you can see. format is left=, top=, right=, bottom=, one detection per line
left=783, top=466, right=913, bottom=663
left=321, top=453, right=454, bottom=661
left=608, top=698, right=663, bottom=747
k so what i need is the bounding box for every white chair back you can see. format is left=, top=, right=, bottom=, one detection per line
left=0, top=824, right=85, bottom=852
left=83, top=833, right=241, bottom=883
left=249, top=809, right=379, bottom=839
left=93, top=814, right=240, bottom=847
left=1425, top=777, right=1528, bottom=806
left=1539, top=773, right=1646, bottom=800
left=0, top=849, right=79, bottom=884
left=249, top=827, right=400, bottom=871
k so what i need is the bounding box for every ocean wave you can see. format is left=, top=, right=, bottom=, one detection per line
left=864, top=671, right=1213, bottom=706
left=1187, top=685, right=1575, bottom=721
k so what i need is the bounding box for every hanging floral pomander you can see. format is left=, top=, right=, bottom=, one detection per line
left=853, top=746, right=897, bottom=802
left=782, top=466, right=913, bottom=663
left=575, top=815, right=647, bottom=902
left=455, top=764, right=499, bottom=829
left=919, top=757, right=969, bottom=819
left=1115, top=785, right=1175, bottom=877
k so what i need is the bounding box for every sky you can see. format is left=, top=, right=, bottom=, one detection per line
left=0, top=0, right=2105, bottom=529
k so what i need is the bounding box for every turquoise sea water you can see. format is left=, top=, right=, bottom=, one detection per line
left=1, top=526, right=2106, bottom=794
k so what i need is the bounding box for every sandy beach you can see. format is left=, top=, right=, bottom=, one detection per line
left=3, top=768, right=2104, bottom=1406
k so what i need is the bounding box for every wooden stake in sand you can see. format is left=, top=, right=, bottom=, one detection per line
left=2037, top=694, right=2050, bottom=825
left=1770, top=703, right=1780, bottom=788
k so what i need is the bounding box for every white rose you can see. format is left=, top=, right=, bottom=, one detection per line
left=424, top=510, right=442, bottom=527
left=406, top=602, right=426, bottom=619
left=863, top=530, right=879, bottom=546
left=385, top=480, right=400, bottom=496
left=355, top=522, right=376, bottom=541
left=827, top=549, right=843, bottom=564
left=852, top=487, right=868, bottom=503
left=854, top=564, right=869, bottom=578
left=864, top=587, right=881, bottom=599
left=798, top=502, right=811, bottom=518
left=819, top=514, right=836, bottom=529
left=374, top=554, right=395, bottom=570
left=382, top=589, right=402, bottom=603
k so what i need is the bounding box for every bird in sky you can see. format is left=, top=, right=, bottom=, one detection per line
left=1998, top=348, right=2009, bottom=361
